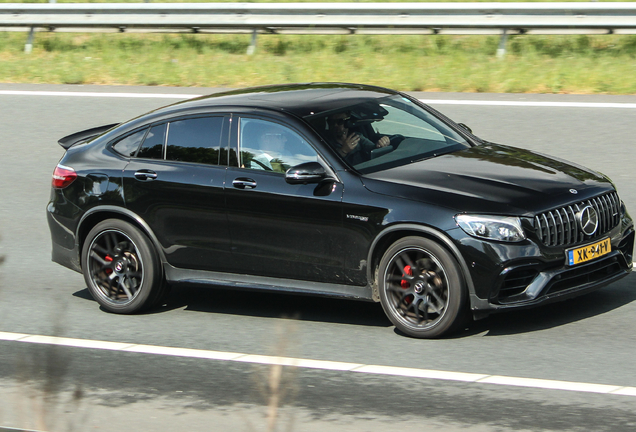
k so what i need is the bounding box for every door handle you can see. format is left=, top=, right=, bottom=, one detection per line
left=232, top=178, right=257, bottom=189
left=134, top=170, right=158, bottom=181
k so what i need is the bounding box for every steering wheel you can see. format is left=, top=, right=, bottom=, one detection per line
left=370, top=145, right=393, bottom=160
left=369, top=134, right=405, bottom=160
left=388, top=134, right=405, bottom=147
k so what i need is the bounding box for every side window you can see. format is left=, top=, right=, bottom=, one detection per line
left=166, top=117, right=223, bottom=165
left=239, top=118, right=318, bottom=173
left=112, top=128, right=148, bottom=157
left=137, top=123, right=166, bottom=159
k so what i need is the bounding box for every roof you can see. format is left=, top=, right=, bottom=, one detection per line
left=158, top=82, right=399, bottom=118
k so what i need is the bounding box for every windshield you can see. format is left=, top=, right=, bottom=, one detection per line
left=305, top=95, right=471, bottom=174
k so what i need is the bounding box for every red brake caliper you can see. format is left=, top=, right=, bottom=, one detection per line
left=401, top=265, right=412, bottom=288
left=105, top=255, right=113, bottom=274
left=401, top=265, right=413, bottom=304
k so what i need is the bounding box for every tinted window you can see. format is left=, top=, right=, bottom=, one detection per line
left=166, top=117, right=223, bottom=165
left=112, top=128, right=147, bottom=157
left=137, top=124, right=166, bottom=159
left=221, top=147, right=238, bottom=168
left=374, top=105, right=446, bottom=142
left=239, top=118, right=317, bottom=173
left=306, top=95, right=470, bottom=174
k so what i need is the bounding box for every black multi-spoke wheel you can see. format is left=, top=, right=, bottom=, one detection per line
left=81, top=219, right=164, bottom=314
left=378, top=237, right=468, bottom=338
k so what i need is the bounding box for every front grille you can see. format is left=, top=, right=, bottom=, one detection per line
left=534, top=192, right=621, bottom=247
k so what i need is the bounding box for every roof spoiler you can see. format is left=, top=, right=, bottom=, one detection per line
left=58, top=123, right=120, bottom=150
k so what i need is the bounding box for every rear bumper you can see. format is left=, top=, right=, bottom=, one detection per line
left=51, top=242, right=81, bottom=273
left=47, top=208, right=81, bottom=273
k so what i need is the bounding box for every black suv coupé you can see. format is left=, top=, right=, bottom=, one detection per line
left=47, top=83, right=634, bottom=338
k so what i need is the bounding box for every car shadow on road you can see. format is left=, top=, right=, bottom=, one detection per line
left=73, top=283, right=393, bottom=328
left=169, top=284, right=393, bottom=327
left=73, top=274, right=636, bottom=337
left=454, top=275, right=636, bottom=337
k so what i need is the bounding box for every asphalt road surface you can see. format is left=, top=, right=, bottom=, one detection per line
left=1, top=84, right=635, bottom=432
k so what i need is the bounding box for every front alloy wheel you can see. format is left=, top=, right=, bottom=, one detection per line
left=82, top=219, right=164, bottom=314
left=378, top=237, right=467, bottom=338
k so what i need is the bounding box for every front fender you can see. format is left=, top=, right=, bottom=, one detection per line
left=366, top=223, right=476, bottom=303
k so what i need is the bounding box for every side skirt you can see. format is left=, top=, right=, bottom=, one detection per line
left=164, top=264, right=375, bottom=302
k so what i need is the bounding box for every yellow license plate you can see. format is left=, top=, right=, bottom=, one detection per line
left=567, top=238, right=611, bottom=266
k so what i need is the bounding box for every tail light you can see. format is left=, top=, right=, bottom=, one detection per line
left=52, top=164, right=77, bottom=189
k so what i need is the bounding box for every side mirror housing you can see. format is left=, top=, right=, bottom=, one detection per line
left=285, top=162, right=327, bottom=185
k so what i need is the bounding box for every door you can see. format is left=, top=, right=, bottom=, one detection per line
left=122, top=115, right=233, bottom=271
left=225, top=117, right=346, bottom=283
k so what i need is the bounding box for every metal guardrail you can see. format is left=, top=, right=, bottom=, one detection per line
left=3, top=2, right=636, bottom=55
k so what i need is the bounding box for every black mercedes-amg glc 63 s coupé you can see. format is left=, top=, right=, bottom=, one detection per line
left=47, top=83, right=634, bottom=338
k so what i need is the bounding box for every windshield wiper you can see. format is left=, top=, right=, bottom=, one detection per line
left=411, top=154, right=438, bottom=163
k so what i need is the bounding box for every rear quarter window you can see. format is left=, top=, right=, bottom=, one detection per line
left=111, top=128, right=148, bottom=157
left=136, top=124, right=166, bottom=160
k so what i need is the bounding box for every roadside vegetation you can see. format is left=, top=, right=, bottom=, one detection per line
left=0, top=0, right=631, bottom=2
left=0, top=0, right=635, bottom=93
left=0, top=0, right=631, bottom=3
left=1, top=31, right=635, bottom=94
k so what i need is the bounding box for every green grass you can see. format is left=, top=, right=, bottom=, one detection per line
left=1, top=31, right=636, bottom=93
left=1, top=0, right=635, bottom=93
left=1, top=0, right=632, bottom=3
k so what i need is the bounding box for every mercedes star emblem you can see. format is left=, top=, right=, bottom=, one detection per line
left=578, top=205, right=598, bottom=236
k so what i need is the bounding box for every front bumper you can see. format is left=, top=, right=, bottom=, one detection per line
left=451, top=222, right=634, bottom=318
left=470, top=249, right=632, bottom=318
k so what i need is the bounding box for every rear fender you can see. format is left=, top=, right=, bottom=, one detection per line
left=77, top=206, right=167, bottom=265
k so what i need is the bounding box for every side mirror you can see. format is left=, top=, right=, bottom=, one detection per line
left=285, top=162, right=327, bottom=185
left=457, top=123, right=473, bottom=134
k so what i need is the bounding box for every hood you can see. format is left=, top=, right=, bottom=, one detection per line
left=363, top=143, right=614, bottom=216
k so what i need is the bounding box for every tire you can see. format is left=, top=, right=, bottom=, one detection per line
left=81, top=219, right=165, bottom=314
left=378, top=236, right=468, bottom=338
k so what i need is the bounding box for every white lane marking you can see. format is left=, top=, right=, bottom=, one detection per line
left=0, top=426, right=47, bottom=432
left=235, top=354, right=364, bottom=371
left=614, top=387, right=636, bottom=396
left=419, top=99, right=636, bottom=109
left=0, top=90, right=200, bottom=99
left=19, top=335, right=135, bottom=351
left=2, top=90, right=636, bottom=109
left=353, top=365, right=488, bottom=382
left=123, top=344, right=244, bottom=361
left=1, top=331, right=635, bottom=397
left=476, top=375, right=623, bottom=394
left=0, top=331, right=30, bottom=341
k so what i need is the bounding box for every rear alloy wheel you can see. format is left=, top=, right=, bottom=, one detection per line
left=81, top=219, right=164, bottom=314
left=378, top=236, right=467, bottom=338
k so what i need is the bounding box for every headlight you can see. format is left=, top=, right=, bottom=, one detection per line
left=455, top=214, right=526, bottom=242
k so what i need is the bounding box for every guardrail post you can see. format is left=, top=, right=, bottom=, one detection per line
left=24, top=26, right=35, bottom=54
left=496, top=29, right=508, bottom=58
left=247, top=29, right=257, bottom=55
